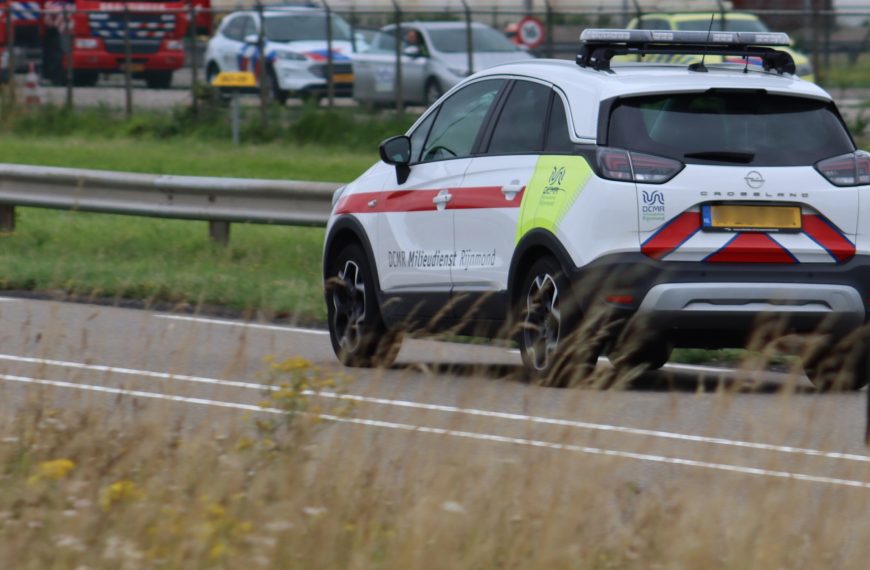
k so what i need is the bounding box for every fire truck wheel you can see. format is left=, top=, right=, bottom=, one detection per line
left=145, top=71, right=173, bottom=90
left=43, top=37, right=65, bottom=87
left=73, top=71, right=99, bottom=88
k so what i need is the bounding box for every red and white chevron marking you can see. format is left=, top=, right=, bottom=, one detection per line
left=641, top=208, right=856, bottom=264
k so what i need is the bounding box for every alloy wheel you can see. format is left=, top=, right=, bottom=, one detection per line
left=332, top=260, right=367, bottom=353
left=523, top=273, right=561, bottom=372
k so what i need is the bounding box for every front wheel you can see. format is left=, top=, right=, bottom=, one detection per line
left=326, top=244, right=401, bottom=368
left=144, top=71, right=173, bottom=89
left=517, top=256, right=599, bottom=387
left=424, top=78, right=443, bottom=106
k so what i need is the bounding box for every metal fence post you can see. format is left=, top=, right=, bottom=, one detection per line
left=188, top=0, right=198, bottom=117
left=5, top=4, right=15, bottom=108
left=324, top=0, right=334, bottom=108
left=811, top=0, right=821, bottom=84
left=390, top=0, right=403, bottom=115
left=123, top=6, right=133, bottom=119
left=63, top=4, right=73, bottom=109
left=461, top=0, right=473, bottom=76
left=545, top=0, right=554, bottom=59
left=257, top=0, right=268, bottom=127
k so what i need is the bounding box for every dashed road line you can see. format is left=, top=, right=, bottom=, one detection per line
left=155, top=314, right=330, bottom=335
left=0, top=353, right=867, bottom=464
left=1, top=371, right=869, bottom=491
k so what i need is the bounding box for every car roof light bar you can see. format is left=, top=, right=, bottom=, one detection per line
left=576, top=28, right=795, bottom=75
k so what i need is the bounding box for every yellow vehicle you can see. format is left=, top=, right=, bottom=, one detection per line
left=624, top=12, right=814, bottom=82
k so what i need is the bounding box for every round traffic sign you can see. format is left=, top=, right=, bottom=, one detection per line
left=517, top=16, right=545, bottom=49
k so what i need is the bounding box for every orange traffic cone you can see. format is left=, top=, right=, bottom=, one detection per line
left=24, top=62, right=42, bottom=106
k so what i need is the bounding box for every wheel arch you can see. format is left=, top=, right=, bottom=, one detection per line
left=508, top=229, right=576, bottom=310
left=323, top=215, right=383, bottom=297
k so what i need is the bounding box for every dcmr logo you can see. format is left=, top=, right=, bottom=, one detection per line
left=641, top=190, right=666, bottom=220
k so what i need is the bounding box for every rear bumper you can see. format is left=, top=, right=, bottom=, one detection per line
left=570, top=253, right=870, bottom=347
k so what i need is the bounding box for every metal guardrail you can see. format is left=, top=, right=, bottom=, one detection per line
left=0, top=163, right=340, bottom=244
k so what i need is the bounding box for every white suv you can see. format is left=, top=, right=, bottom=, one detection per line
left=323, top=29, right=870, bottom=390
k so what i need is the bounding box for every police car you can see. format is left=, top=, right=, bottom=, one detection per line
left=323, top=29, right=870, bottom=390
left=204, top=6, right=355, bottom=104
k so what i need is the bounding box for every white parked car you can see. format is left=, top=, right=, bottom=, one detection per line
left=205, top=6, right=355, bottom=103
left=324, top=29, right=870, bottom=390
left=352, top=21, right=534, bottom=106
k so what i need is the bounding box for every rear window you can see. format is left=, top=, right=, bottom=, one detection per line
left=607, top=92, right=854, bottom=167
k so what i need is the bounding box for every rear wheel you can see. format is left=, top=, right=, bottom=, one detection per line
left=803, top=331, right=870, bottom=391
left=266, top=67, right=288, bottom=105
left=327, top=244, right=401, bottom=368
left=144, top=70, right=173, bottom=89
left=424, top=77, right=443, bottom=105
left=517, top=256, right=600, bottom=387
left=43, top=36, right=65, bottom=86
left=73, top=71, right=99, bottom=87
left=610, top=340, right=672, bottom=374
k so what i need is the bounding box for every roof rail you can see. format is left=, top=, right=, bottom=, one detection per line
left=576, top=29, right=795, bottom=75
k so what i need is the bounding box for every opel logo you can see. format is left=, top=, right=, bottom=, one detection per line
left=745, top=171, right=765, bottom=189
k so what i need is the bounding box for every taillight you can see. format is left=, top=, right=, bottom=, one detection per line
left=596, top=148, right=683, bottom=184
left=816, top=151, right=870, bottom=187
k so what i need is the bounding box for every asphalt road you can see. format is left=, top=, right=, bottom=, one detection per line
left=1, top=295, right=869, bottom=495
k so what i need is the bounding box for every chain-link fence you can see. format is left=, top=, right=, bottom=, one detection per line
left=1, top=1, right=869, bottom=118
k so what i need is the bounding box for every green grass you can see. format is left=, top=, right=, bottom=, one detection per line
left=0, top=208, right=327, bottom=323
left=0, top=136, right=374, bottom=181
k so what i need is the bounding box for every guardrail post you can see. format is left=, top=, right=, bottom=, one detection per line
left=0, top=205, right=14, bottom=233
left=208, top=220, right=230, bottom=246
left=123, top=6, right=133, bottom=119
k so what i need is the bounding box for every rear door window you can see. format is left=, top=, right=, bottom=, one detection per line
left=488, top=80, right=551, bottom=154
left=607, top=92, right=854, bottom=166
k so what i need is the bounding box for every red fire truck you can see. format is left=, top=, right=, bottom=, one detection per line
left=40, top=0, right=190, bottom=88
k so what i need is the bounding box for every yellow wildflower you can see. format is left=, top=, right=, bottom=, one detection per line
left=27, top=459, right=76, bottom=485
left=100, top=480, right=143, bottom=510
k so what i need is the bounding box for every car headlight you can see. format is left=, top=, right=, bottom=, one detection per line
left=165, top=39, right=184, bottom=51
left=447, top=67, right=470, bottom=77
left=795, top=62, right=814, bottom=78
left=75, top=38, right=99, bottom=49
left=275, top=51, right=308, bottom=61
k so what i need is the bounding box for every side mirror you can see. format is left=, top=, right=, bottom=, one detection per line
left=244, top=34, right=259, bottom=45
left=379, top=135, right=412, bottom=184
left=402, top=45, right=422, bottom=58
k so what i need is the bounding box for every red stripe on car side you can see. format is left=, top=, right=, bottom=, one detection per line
left=704, top=233, right=798, bottom=264
left=334, top=186, right=523, bottom=215
left=801, top=214, right=856, bottom=263
left=640, top=211, right=702, bottom=260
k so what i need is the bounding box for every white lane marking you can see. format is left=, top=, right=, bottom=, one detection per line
left=0, top=298, right=19, bottom=303
left=155, top=314, right=330, bottom=335
left=0, top=353, right=867, bottom=464
left=1, top=371, right=870, bottom=490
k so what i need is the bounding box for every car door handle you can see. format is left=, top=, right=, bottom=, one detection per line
left=433, top=191, right=452, bottom=210
left=501, top=183, right=524, bottom=201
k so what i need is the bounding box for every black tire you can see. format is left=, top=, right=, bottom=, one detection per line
left=206, top=62, right=229, bottom=103
left=43, top=36, right=65, bottom=86
left=266, top=67, right=289, bottom=105
left=610, top=340, right=672, bottom=374
left=803, top=331, right=870, bottom=391
left=144, top=71, right=173, bottom=89
left=517, top=256, right=600, bottom=387
left=73, top=71, right=99, bottom=87
left=326, top=244, right=401, bottom=368
left=424, top=77, right=443, bottom=106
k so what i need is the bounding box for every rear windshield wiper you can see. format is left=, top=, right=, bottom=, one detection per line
left=684, top=151, right=755, bottom=164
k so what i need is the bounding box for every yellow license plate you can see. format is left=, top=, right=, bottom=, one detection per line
left=332, top=73, right=354, bottom=83
left=120, top=63, right=145, bottom=73
left=703, top=204, right=801, bottom=231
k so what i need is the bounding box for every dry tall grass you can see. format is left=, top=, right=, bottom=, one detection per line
left=1, top=352, right=869, bottom=570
